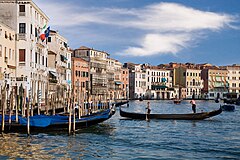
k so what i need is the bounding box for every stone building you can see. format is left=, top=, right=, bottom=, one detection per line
left=47, top=30, right=71, bottom=99
left=201, top=67, right=228, bottom=99
left=174, top=66, right=203, bottom=99
left=0, top=22, right=16, bottom=92
left=145, top=66, right=173, bottom=99
left=71, top=57, right=89, bottom=102
left=0, top=0, right=49, bottom=105
left=73, top=46, right=108, bottom=100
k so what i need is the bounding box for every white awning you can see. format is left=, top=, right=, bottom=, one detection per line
left=49, top=71, right=57, bottom=77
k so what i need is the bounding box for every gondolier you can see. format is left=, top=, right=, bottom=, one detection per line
left=190, top=99, right=196, bottom=113
left=146, top=102, right=151, bottom=121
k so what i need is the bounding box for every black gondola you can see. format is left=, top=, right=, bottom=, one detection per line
left=120, top=107, right=222, bottom=120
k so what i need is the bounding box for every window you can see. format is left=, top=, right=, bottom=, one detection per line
left=35, top=52, right=37, bottom=63
left=19, top=23, right=26, bottom=33
left=48, top=37, right=51, bottom=42
left=12, top=50, right=14, bottom=60
left=30, top=24, right=32, bottom=34
left=42, top=56, right=44, bottom=65
left=9, top=49, right=11, bottom=59
left=19, top=49, right=25, bottom=62
left=19, top=5, right=25, bottom=12
left=35, top=27, right=38, bottom=37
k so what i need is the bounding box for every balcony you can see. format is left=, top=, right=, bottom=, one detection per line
left=4, top=57, right=8, bottom=63
left=49, top=79, right=58, bottom=83
left=19, top=12, right=26, bottom=16
left=17, top=33, right=26, bottom=41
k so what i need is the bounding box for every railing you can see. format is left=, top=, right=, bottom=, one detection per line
left=49, top=79, right=58, bottom=83
left=19, top=12, right=25, bottom=16
left=18, top=33, right=26, bottom=41
left=4, top=57, right=8, bottom=63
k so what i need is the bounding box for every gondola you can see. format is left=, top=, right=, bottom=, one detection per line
left=0, top=109, right=115, bottom=133
left=220, top=104, right=235, bottom=112
left=114, top=100, right=129, bottom=107
left=120, top=107, right=222, bottom=120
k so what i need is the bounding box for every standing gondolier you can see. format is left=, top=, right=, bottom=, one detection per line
left=190, top=99, right=196, bottom=113
left=146, top=101, right=151, bottom=121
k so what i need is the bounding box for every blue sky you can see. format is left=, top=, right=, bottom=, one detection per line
left=35, top=0, right=240, bottom=66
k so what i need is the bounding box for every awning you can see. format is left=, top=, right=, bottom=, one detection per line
left=49, top=71, right=57, bottom=77
left=161, top=77, right=167, bottom=82
left=115, top=81, right=122, bottom=85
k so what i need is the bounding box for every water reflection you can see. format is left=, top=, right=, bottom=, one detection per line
left=0, top=100, right=239, bottom=159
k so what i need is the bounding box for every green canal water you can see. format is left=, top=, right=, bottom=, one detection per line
left=0, top=100, right=239, bottom=159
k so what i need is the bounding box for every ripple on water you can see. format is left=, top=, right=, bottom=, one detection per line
left=0, top=100, right=239, bottom=159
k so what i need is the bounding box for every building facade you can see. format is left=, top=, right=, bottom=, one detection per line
left=0, top=22, right=16, bottom=92
left=226, top=64, right=240, bottom=95
left=145, top=66, right=173, bottom=99
left=47, top=30, right=71, bottom=99
left=71, top=57, right=89, bottom=102
left=201, top=68, right=228, bottom=99
left=121, top=67, right=129, bottom=99
left=174, top=67, right=203, bottom=99
left=0, top=0, right=50, bottom=105
left=73, top=46, right=108, bottom=100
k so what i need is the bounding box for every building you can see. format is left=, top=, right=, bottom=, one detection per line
left=224, top=64, right=240, bottom=95
left=174, top=66, right=203, bottom=99
left=201, top=67, right=228, bottom=99
left=121, top=67, right=129, bottom=99
left=145, top=66, right=173, bottom=99
left=124, top=63, right=147, bottom=99
left=0, top=0, right=50, bottom=105
left=0, top=22, right=16, bottom=92
left=71, top=57, right=89, bottom=102
left=73, top=46, right=108, bottom=100
left=47, top=30, right=71, bottom=99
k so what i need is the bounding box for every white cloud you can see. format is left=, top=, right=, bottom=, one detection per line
left=123, top=33, right=193, bottom=56
left=34, top=0, right=238, bottom=56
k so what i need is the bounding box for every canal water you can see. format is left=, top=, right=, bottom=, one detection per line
left=0, top=100, right=239, bottom=159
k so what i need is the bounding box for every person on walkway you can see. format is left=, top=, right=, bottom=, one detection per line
left=190, top=99, right=196, bottom=113
left=146, top=101, right=151, bottom=121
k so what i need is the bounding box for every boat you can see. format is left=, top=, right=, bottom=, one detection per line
left=120, top=107, right=222, bottom=120
left=114, top=100, right=129, bottom=107
left=0, top=109, right=115, bottom=133
left=220, top=104, right=235, bottom=112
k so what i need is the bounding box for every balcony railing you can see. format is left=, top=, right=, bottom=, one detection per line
left=49, top=79, right=58, bottom=83
left=19, top=12, right=26, bottom=16
left=18, top=33, right=26, bottom=41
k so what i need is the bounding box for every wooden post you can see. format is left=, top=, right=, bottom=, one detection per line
left=22, top=90, right=26, bottom=117
left=53, top=94, right=56, bottom=115
left=9, top=90, right=13, bottom=129
left=1, top=85, right=6, bottom=134
left=77, top=79, right=80, bottom=119
left=68, top=98, right=72, bottom=135
left=27, top=97, right=30, bottom=136
left=73, top=96, right=76, bottom=133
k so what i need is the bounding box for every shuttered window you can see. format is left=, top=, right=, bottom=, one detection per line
left=19, top=23, right=26, bottom=33
left=19, top=5, right=25, bottom=12
left=19, top=49, right=25, bottom=62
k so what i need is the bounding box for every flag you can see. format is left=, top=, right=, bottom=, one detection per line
left=40, top=24, right=47, bottom=41
left=39, top=25, right=50, bottom=42
left=45, top=26, right=50, bottom=38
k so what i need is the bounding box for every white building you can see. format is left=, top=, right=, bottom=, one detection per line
left=0, top=22, right=16, bottom=91
left=226, top=64, right=240, bottom=95
left=47, top=30, right=71, bottom=98
left=145, top=66, right=173, bottom=99
left=0, top=0, right=50, bottom=104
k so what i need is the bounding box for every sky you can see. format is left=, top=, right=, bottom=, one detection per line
left=34, top=0, right=240, bottom=66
